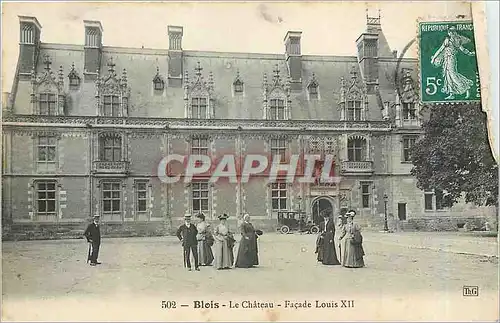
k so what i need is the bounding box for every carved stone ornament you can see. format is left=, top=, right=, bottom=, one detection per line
left=398, top=68, right=418, bottom=103
left=262, top=64, right=292, bottom=120
left=30, top=54, right=66, bottom=115
left=184, top=62, right=215, bottom=119
left=308, top=136, right=337, bottom=155
left=95, top=57, right=130, bottom=117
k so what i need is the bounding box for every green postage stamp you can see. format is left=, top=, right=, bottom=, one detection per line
left=419, top=21, right=481, bottom=104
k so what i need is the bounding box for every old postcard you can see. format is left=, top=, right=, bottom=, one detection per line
left=1, top=1, right=498, bottom=322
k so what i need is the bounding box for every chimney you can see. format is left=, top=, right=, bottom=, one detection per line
left=355, top=13, right=380, bottom=94
left=18, top=16, right=42, bottom=77
left=284, top=31, right=302, bottom=91
left=83, top=20, right=103, bottom=80
left=167, top=25, right=183, bottom=87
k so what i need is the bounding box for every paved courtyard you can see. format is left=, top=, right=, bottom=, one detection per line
left=2, top=232, right=498, bottom=321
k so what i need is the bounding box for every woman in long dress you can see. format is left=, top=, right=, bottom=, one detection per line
left=213, top=213, right=234, bottom=270
left=196, top=213, right=214, bottom=266
left=430, top=26, right=476, bottom=100
left=339, top=210, right=365, bottom=268
left=235, top=213, right=260, bottom=268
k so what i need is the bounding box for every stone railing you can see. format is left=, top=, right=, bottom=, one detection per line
left=341, top=161, right=374, bottom=174
left=92, top=160, right=130, bottom=174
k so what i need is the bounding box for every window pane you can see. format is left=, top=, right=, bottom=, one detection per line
left=279, top=183, right=286, bottom=189
left=192, top=191, right=200, bottom=198
left=112, top=183, right=120, bottom=190
left=38, top=192, right=46, bottom=199
left=103, top=183, right=111, bottom=190
left=362, top=195, right=369, bottom=208
left=38, top=147, right=47, bottom=161
left=112, top=200, right=120, bottom=211
left=192, top=200, right=200, bottom=211
left=272, top=199, right=279, bottom=210
left=279, top=199, right=287, bottom=209
left=47, top=200, right=56, bottom=212
left=47, top=192, right=55, bottom=199
left=47, top=147, right=56, bottom=161
left=138, top=200, right=147, bottom=211
left=47, top=183, right=56, bottom=190
left=38, top=200, right=47, bottom=212
left=362, top=185, right=369, bottom=193
left=138, top=191, right=146, bottom=199
left=112, top=191, right=120, bottom=198
left=278, top=108, right=284, bottom=120
left=424, top=194, right=433, bottom=210
left=201, top=199, right=208, bottom=210
left=103, top=200, right=111, bottom=212
left=113, top=149, right=121, bottom=161
left=271, top=190, right=278, bottom=197
left=137, top=183, right=146, bottom=190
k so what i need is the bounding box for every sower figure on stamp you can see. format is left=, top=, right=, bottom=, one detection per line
left=176, top=214, right=200, bottom=271
left=316, top=210, right=340, bottom=265
left=84, top=214, right=102, bottom=266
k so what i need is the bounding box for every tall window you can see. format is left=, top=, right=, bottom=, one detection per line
left=347, top=100, right=362, bottom=121
left=347, top=138, right=366, bottom=162
left=403, top=136, right=417, bottom=162
left=39, top=93, right=57, bottom=115
left=269, top=99, right=285, bottom=120
left=37, top=136, right=56, bottom=164
left=102, top=182, right=121, bottom=217
left=36, top=181, right=56, bottom=217
left=271, top=182, right=287, bottom=211
left=361, top=183, right=371, bottom=208
left=136, top=181, right=148, bottom=213
left=192, top=98, right=207, bottom=119
left=103, top=95, right=120, bottom=117
left=424, top=192, right=433, bottom=211
left=100, top=136, right=122, bottom=162
left=192, top=182, right=209, bottom=213
left=191, top=137, right=209, bottom=155
left=402, top=103, right=417, bottom=120
left=270, top=139, right=287, bottom=163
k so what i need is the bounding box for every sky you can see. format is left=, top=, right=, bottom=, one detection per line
left=1, top=1, right=473, bottom=93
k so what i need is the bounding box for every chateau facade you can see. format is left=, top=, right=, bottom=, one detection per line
left=2, top=15, right=493, bottom=237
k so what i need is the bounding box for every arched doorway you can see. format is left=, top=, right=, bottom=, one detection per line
left=311, top=197, right=334, bottom=226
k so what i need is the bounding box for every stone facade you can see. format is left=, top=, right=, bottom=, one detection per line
left=2, top=15, right=495, bottom=240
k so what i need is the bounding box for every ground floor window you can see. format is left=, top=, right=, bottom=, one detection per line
left=192, top=181, right=209, bottom=214
left=36, top=181, right=57, bottom=217
left=102, top=181, right=121, bottom=217
left=271, top=182, right=287, bottom=211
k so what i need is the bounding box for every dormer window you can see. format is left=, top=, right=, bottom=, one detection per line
left=68, top=63, right=81, bottom=90
left=307, top=73, right=319, bottom=100
left=234, top=80, right=243, bottom=93
left=402, top=102, right=417, bottom=120
left=347, top=100, right=362, bottom=121
left=233, top=70, right=244, bottom=95
left=152, top=67, right=165, bottom=93
left=184, top=62, right=215, bottom=119
left=39, top=93, right=57, bottom=115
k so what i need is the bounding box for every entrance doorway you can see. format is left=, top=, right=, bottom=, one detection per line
left=311, top=197, right=334, bottom=225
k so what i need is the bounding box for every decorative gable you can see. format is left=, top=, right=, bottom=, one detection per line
left=67, top=62, right=81, bottom=90
left=262, top=64, right=291, bottom=120
left=337, top=66, right=368, bottom=121
left=95, top=57, right=130, bottom=117
left=183, top=62, right=215, bottom=119
left=30, top=54, right=65, bottom=115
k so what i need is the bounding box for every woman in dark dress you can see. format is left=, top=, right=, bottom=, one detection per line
left=316, top=211, right=341, bottom=265
left=235, top=213, right=260, bottom=268
left=196, top=213, right=214, bottom=266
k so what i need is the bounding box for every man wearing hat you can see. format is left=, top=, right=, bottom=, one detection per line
left=176, top=214, right=200, bottom=271
left=84, top=214, right=102, bottom=266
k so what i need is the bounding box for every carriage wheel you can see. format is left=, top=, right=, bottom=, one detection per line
left=309, top=225, right=320, bottom=234
left=280, top=225, right=290, bottom=234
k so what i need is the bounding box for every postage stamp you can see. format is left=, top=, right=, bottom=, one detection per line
left=1, top=1, right=498, bottom=322
left=419, top=21, right=481, bottom=104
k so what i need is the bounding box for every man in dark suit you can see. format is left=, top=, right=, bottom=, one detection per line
left=176, top=214, right=200, bottom=271
left=317, top=210, right=341, bottom=265
left=84, top=214, right=102, bottom=266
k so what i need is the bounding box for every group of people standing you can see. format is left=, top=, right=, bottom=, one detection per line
left=315, top=209, right=365, bottom=268
left=176, top=213, right=262, bottom=271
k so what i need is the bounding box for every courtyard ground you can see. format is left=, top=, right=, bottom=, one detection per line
left=2, top=232, right=498, bottom=321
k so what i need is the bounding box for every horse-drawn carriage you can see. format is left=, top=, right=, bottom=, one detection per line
left=276, top=211, right=320, bottom=234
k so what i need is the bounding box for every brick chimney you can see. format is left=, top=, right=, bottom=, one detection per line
left=356, top=14, right=380, bottom=94
left=83, top=20, right=103, bottom=80
left=284, top=31, right=302, bottom=91
left=167, top=25, right=183, bottom=87
left=18, top=16, right=42, bottom=78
